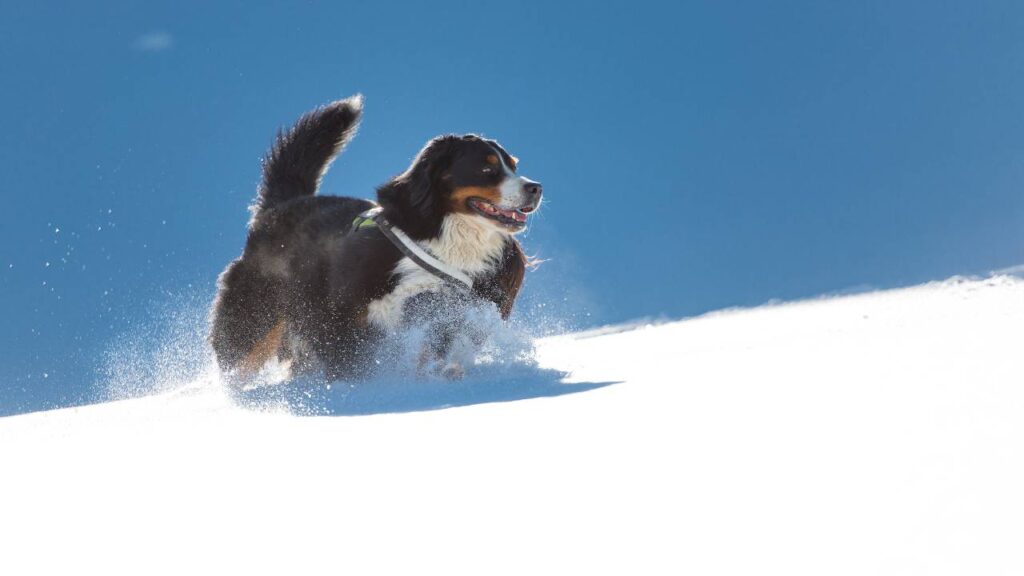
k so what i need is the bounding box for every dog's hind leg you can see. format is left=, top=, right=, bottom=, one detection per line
left=209, top=258, right=284, bottom=377
left=239, top=319, right=287, bottom=374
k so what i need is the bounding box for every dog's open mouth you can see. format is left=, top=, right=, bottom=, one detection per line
left=467, top=198, right=532, bottom=228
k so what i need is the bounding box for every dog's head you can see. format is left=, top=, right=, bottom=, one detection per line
left=377, top=135, right=542, bottom=239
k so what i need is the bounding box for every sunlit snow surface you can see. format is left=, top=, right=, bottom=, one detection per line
left=2, top=275, right=1023, bottom=575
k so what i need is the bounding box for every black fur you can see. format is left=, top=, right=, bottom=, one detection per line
left=209, top=97, right=533, bottom=381
left=375, top=135, right=459, bottom=239
left=252, top=96, right=363, bottom=215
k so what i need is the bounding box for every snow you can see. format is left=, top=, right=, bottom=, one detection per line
left=2, top=275, right=1023, bottom=575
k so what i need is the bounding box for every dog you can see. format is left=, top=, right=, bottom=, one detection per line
left=209, top=95, right=542, bottom=382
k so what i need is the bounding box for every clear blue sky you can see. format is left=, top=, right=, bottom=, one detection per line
left=3, top=0, right=1023, bottom=414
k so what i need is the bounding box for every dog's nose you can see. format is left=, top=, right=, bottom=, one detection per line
left=524, top=181, right=543, bottom=198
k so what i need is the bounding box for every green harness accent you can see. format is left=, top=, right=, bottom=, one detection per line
left=352, top=213, right=379, bottom=230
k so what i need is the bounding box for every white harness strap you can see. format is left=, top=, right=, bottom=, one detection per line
left=360, top=208, right=474, bottom=290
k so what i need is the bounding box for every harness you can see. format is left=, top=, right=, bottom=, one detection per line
left=352, top=207, right=474, bottom=290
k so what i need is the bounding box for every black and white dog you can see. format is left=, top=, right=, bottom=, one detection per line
left=209, top=96, right=542, bottom=381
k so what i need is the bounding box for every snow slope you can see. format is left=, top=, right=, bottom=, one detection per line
left=2, top=275, right=1023, bottom=575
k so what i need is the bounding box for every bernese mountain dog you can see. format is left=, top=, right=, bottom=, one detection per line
left=209, top=95, right=542, bottom=382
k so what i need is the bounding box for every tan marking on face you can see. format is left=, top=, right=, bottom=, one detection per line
left=509, top=156, right=519, bottom=169
left=240, top=319, right=286, bottom=374
left=486, top=154, right=499, bottom=165
left=450, top=185, right=502, bottom=213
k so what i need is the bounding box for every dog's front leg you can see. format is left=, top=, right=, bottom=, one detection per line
left=418, top=317, right=469, bottom=379
left=404, top=291, right=477, bottom=380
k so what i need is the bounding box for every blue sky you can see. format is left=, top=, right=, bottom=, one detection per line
left=2, top=0, right=1023, bottom=414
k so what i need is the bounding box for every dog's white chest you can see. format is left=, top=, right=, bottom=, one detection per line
left=366, top=259, right=445, bottom=329
left=366, top=214, right=507, bottom=330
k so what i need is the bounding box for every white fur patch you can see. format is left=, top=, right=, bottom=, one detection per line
left=499, top=174, right=529, bottom=208
left=490, top=143, right=530, bottom=209
left=366, top=214, right=508, bottom=330
left=425, top=213, right=507, bottom=274
left=366, top=259, right=444, bottom=330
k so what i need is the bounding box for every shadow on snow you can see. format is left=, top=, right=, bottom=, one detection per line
left=230, top=363, right=617, bottom=416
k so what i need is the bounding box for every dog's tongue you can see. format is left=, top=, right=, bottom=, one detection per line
left=476, top=199, right=528, bottom=223
left=496, top=206, right=527, bottom=223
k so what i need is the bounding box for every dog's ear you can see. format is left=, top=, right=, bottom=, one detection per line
left=377, top=135, right=459, bottom=239
left=403, top=136, right=457, bottom=221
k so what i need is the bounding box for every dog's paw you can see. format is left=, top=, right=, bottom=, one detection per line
left=441, top=362, right=465, bottom=380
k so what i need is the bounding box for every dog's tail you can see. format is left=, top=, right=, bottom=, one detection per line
left=251, top=95, right=363, bottom=217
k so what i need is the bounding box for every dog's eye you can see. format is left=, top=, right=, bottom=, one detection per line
left=481, top=166, right=495, bottom=174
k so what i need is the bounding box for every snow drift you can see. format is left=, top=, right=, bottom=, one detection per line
left=2, top=275, right=1022, bottom=575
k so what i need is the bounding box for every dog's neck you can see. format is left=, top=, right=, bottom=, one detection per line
left=422, top=213, right=509, bottom=276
